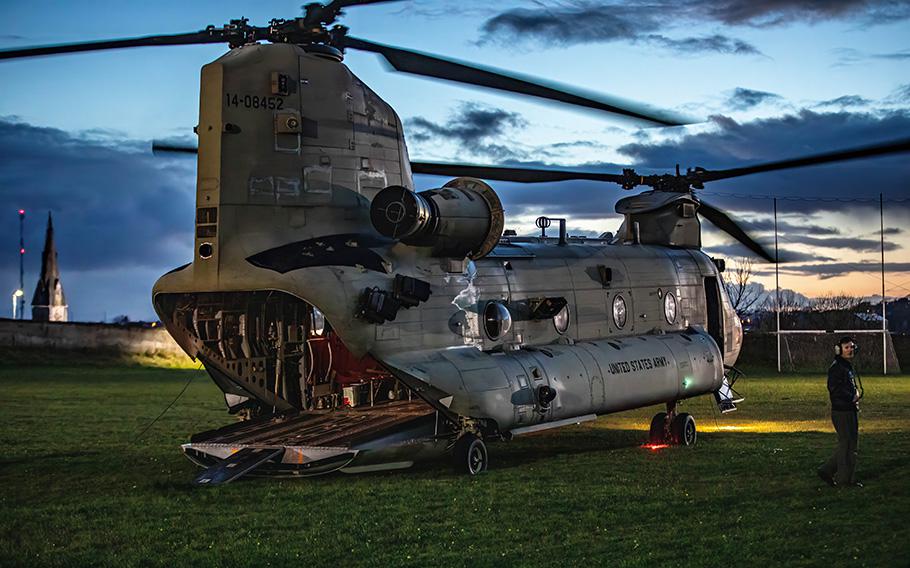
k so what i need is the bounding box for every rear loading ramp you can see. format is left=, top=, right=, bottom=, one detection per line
left=184, top=400, right=445, bottom=484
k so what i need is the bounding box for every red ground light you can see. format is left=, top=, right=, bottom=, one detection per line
left=641, top=443, right=670, bottom=451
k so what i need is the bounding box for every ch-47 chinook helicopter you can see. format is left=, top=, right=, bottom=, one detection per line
left=5, top=1, right=909, bottom=484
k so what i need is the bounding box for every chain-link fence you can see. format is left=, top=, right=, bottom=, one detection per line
left=738, top=331, right=903, bottom=373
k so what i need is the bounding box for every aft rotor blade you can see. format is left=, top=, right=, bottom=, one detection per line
left=345, top=37, right=687, bottom=126
left=698, top=200, right=775, bottom=263
left=325, top=0, right=403, bottom=10
left=152, top=142, right=198, bottom=155
left=696, top=137, right=910, bottom=183
left=411, top=162, right=627, bottom=184
left=313, top=0, right=404, bottom=26
left=0, top=32, right=224, bottom=60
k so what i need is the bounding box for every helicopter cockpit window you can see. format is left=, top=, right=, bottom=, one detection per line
left=483, top=301, right=512, bottom=341
left=553, top=304, right=570, bottom=334
left=612, top=295, right=627, bottom=328
left=664, top=292, right=677, bottom=324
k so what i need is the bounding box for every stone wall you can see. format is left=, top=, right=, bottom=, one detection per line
left=0, top=318, right=187, bottom=357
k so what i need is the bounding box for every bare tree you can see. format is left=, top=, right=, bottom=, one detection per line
left=757, top=288, right=810, bottom=331
left=808, top=293, right=862, bottom=329
left=723, top=257, right=763, bottom=317
left=778, top=289, right=809, bottom=313
left=811, top=293, right=862, bottom=313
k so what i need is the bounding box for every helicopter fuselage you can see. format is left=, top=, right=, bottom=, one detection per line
left=151, top=42, right=741, bottom=476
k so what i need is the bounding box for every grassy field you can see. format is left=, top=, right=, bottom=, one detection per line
left=1, top=362, right=908, bottom=567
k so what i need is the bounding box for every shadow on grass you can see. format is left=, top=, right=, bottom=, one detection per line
left=22, top=423, right=901, bottom=491
left=177, top=427, right=653, bottom=487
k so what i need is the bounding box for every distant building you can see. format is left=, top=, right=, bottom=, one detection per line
left=31, top=212, right=68, bottom=322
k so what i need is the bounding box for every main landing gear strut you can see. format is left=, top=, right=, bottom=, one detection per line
left=450, top=417, right=495, bottom=475
left=649, top=401, right=697, bottom=446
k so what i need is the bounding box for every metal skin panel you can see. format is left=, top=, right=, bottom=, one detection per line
left=193, top=59, right=223, bottom=289
left=383, top=329, right=723, bottom=432
left=503, top=256, right=575, bottom=344
left=613, top=247, right=678, bottom=334
left=565, top=264, right=610, bottom=339
left=155, top=45, right=412, bottom=357
left=495, top=355, right=537, bottom=427
left=665, top=249, right=705, bottom=327
left=524, top=347, right=593, bottom=421
left=616, top=194, right=702, bottom=249
left=579, top=337, right=677, bottom=412
left=160, top=44, right=410, bottom=278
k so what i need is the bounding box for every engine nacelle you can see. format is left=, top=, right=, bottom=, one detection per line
left=370, top=177, right=504, bottom=259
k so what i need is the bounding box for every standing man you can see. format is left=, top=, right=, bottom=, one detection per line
left=817, top=336, right=863, bottom=488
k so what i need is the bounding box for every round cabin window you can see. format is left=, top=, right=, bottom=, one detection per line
left=664, top=292, right=677, bottom=324
left=612, top=295, right=627, bottom=328
left=483, top=301, right=512, bottom=340
left=553, top=304, right=570, bottom=334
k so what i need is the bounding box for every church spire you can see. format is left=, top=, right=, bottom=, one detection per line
left=31, top=212, right=68, bottom=322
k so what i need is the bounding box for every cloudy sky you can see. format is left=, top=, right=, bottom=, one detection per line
left=1, top=0, right=909, bottom=321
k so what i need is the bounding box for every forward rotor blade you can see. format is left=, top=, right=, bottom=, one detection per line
left=0, top=32, right=224, bottom=60
left=698, top=199, right=774, bottom=263
left=696, top=137, right=910, bottom=183
left=345, top=36, right=687, bottom=126
left=152, top=142, right=198, bottom=155
left=411, top=162, right=626, bottom=184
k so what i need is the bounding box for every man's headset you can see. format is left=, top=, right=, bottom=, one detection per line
left=834, top=336, right=864, bottom=401
left=834, top=337, right=858, bottom=356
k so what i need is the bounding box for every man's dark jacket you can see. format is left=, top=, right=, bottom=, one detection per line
left=827, top=356, right=858, bottom=412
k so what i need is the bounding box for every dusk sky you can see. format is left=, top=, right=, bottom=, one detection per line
left=1, top=0, right=909, bottom=322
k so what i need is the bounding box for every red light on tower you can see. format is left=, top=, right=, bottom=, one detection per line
left=20, top=248, right=25, bottom=255
left=18, top=209, right=25, bottom=216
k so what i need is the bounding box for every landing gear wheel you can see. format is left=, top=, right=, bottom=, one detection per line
left=671, top=413, right=697, bottom=446
left=649, top=412, right=668, bottom=444
left=453, top=434, right=488, bottom=475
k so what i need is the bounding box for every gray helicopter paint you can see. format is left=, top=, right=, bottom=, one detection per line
left=155, top=43, right=737, bottom=360
left=157, top=44, right=411, bottom=294
left=153, top=44, right=740, bottom=459
left=155, top=46, right=420, bottom=358
left=383, top=328, right=723, bottom=432
left=614, top=191, right=702, bottom=249
left=363, top=239, right=729, bottom=360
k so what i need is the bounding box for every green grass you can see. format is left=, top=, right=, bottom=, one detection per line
left=1, top=364, right=908, bottom=567
left=0, top=346, right=196, bottom=369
